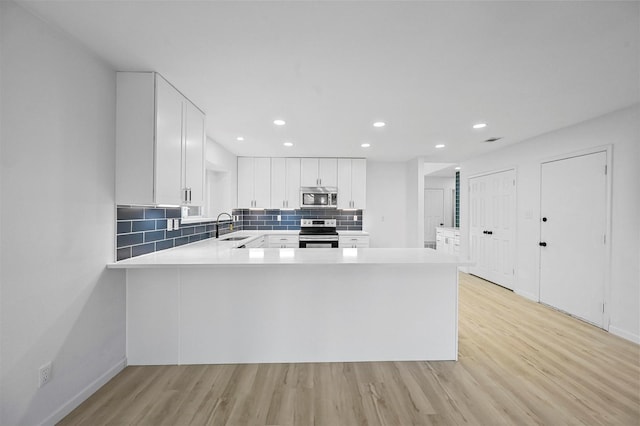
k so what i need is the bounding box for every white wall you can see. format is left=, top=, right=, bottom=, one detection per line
left=460, top=104, right=640, bottom=343
left=406, top=158, right=425, bottom=248
left=364, top=162, right=409, bottom=248
left=205, top=137, right=237, bottom=217
left=0, top=2, right=126, bottom=425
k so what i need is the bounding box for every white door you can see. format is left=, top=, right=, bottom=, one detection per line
left=424, top=189, right=444, bottom=244
left=469, top=169, right=516, bottom=289
left=539, top=151, right=607, bottom=327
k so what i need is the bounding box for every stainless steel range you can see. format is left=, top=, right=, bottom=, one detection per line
left=299, top=219, right=339, bottom=248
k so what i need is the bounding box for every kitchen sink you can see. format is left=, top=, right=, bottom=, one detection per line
left=221, top=236, right=248, bottom=241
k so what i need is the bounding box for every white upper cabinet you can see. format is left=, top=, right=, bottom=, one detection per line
left=337, top=158, right=367, bottom=209
left=116, top=72, right=205, bottom=206
left=237, top=157, right=271, bottom=209
left=184, top=100, right=205, bottom=206
left=300, top=158, right=337, bottom=187
left=271, top=158, right=301, bottom=209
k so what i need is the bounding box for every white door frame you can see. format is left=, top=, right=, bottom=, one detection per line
left=467, top=167, right=518, bottom=289
left=538, top=145, right=613, bottom=330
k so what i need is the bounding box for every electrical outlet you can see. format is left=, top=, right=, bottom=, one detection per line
left=173, top=219, right=180, bottom=229
left=353, top=215, right=358, bottom=221
left=167, top=219, right=173, bottom=231
left=38, top=362, right=52, bottom=388
left=277, top=215, right=281, bottom=221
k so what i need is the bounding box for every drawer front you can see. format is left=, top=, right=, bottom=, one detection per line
left=338, top=236, right=370, bottom=248
left=267, top=234, right=299, bottom=248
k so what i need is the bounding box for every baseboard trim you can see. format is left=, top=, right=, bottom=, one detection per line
left=609, top=326, right=640, bottom=344
left=39, top=358, right=127, bottom=426
left=514, top=289, right=538, bottom=302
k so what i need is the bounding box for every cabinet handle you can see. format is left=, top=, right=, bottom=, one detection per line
left=188, top=188, right=192, bottom=204
left=539, top=242, right=547, bottom=247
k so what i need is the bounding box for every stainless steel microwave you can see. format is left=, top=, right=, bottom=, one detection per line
left=300, top=187, right=338, bottom=208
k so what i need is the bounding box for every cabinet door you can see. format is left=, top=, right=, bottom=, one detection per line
left=155, top=75, right=184, bottom=205
left=318, top=158, right=338, bottom=187
left=337, top=159, right=352, bottom=209
left=237, top=157, right=254, bottom=208
left=300, top=158, right=319, bottom=186
left=184, top=100, right=205, bottom=206
left=285, top=158, right=301, bottom=209
left=351, top=159, right=366, bottom=209
left=253, top=158, right=271, bottom=208
left=271, top=158, right=287, bottom=209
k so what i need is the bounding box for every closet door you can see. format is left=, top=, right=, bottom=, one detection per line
left=469, top=169, right=516, bottom=289
left=539, top=151, right=607, bottom=327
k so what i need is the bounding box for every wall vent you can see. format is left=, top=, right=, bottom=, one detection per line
left=483, top=137, right=502, bottom=143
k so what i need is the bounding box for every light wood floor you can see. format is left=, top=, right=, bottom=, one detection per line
left=59, top=273, right=640, bottom=425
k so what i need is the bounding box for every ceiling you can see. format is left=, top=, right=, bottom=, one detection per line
left=20, top=0, right=640, bottom=162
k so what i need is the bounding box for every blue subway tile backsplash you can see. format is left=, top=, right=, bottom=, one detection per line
left=116, top=205, right=363, bottom=261
left=115, top=206, right=230, bottom=261
left=231, top=208, right=363, bottom=231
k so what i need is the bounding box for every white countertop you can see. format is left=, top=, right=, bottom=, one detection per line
left=436, top=226, right=460, bottom=232
left=109, top=231, right=466, bottom=269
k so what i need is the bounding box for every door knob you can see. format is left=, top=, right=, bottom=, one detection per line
left=539, top=242, right=547, bottom=247
left=542, top=217, right=548, bottom=222
left=483, top=230, right=487, bottom=234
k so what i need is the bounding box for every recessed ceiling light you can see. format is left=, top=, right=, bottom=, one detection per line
left=273, top=119, right=286, bottom=126
left=435, top=144, right=446, bottom=149
left=283, top=142, right=293, bottom=147
left=236, top=136, right=244, bottom=141
left=361, top=143, right=371, bottom=148
left=455, top=166, right=461, bottom=170
left=473, top=123, right=487, bottom=129
left=373, top=121, right=386, bottom=128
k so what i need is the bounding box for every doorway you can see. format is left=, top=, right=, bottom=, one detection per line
left=539, top=150, right=609, bottom=328
left=468, top=169, right=516, bottom=290
left=424, top=188, right=445, bottom=248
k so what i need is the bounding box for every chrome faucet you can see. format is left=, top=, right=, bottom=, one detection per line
left=215, top=212, right=233, bottom=238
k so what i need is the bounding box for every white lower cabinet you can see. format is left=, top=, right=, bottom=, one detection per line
left=436, top=227, right=459, bottom=255
left=266, top=234, right=299, bottom=248
left=338, top=235, right=370, bottom=248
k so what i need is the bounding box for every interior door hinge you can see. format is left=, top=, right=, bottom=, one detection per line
left=602, top=303, right=605, bottom=313
left=603, top=234, right=606, bottom=244
left=604, top=165, right=607, bottom=175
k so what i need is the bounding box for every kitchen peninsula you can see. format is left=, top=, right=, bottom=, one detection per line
left=109, top=234, right=467, bottom=365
